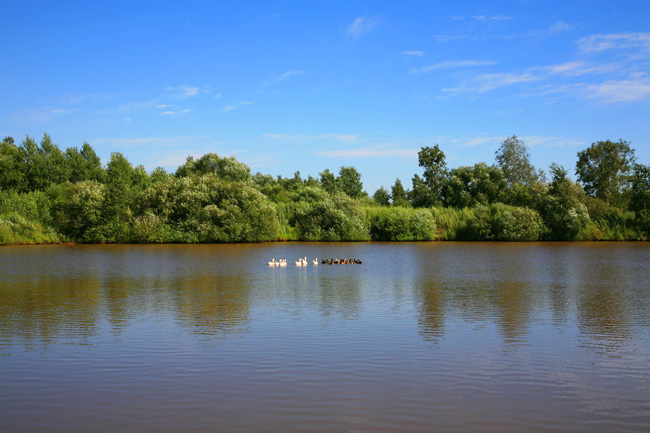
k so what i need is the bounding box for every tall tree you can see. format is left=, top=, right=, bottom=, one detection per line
left=540, top=163, right=590, bottom=240
left=576, top=139, right=635, bottom=205
left=319, top=168, right=338, bottom=194
left=0, top=136, right=27, bottom=191
left=630, top=163, right=650, bottom=232
left=417, top=145, right=447, bottom=206
left=443, top=163, right=506, bottom=208
left=66, top=142, right=105, bottom=183
left=373, top=186, right=390, bottom=206
left=338, top=166, right=364, bottom=199
left=495, top=135, right=539, bottom=187
left=409, top=174, right=434, bottom=208
left=391, top=178, right=408, bottom=205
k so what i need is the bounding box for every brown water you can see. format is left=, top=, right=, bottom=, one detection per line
left=1, top=243, right=649, bottom=432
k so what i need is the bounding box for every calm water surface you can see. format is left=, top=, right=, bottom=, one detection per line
left=1, top=243, right=649, bottom=432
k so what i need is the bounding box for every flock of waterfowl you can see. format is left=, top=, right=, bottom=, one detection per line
left=267, top=257, right=362, bottom=266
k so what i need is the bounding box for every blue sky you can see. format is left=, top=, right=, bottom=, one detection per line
left=2, top=0, right=649, bottom=193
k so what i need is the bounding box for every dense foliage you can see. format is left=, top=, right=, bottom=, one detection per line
left=1, top=134, right=648, bottom=244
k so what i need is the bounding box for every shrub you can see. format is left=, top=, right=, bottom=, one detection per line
left=295, top=193, right=369, bottom=241
left=367, top=207, right=436, bottom=241
left=467, top=203, right=544, bottom=241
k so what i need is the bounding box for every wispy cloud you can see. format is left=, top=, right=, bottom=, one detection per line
left=472, top=15, right=513, bottom=22
left=403, top=50, right=424, bottom=56
left=166, top=84, right=213, bottom=99
left=542, top=61, right=620, bottom=77
left=586, top=76, right=650, bottom=103
left=346, top=16, right=378, bottom=37
left=161, top=108, right=191, bottom=116
left=223, top=101, right=253, bottom=112
left=444, top=135, right=584, bottom=149
left=265, top=69, right=307, bottom=86
left=12, top=106, right=74, bottom=125
left=444, top=71, right=539, bottom=93
left=438, top=37, right=648, bottom=103
left=441, top=15, right=513, bottom=22
left=548, top=21, right=575, bottom=34
left=262, top=132, right=358, bottom=143
left=578, top=32, right=650, bottom=53
left=412, top=60, right=497, bottom=74
left=434, top=34, right=468, bottom=43
left=93, top=136, right=214, bottom=148
left=519, top=136, right=585, bottom=148
left=316, top=146, right=419, bottom=158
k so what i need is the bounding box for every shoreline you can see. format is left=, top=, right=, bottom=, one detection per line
left=2, top=239, right=646, bottom=247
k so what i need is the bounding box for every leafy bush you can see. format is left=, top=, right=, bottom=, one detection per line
left=295, top=192, right=369, bottom=241
left=367, top=207, right=436, bottom=241
left=429, top=207, right=475, bottom=240
left=0, top=190, right=61, bottom=244
left=141, top=174, right=279, bottom=242
left=467, top=203, right=544, bottom=241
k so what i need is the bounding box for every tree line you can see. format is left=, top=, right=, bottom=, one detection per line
left=1, top=133, right=648, bottom=244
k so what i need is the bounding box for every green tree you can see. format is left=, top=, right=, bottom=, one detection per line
left=630, top=163, right=650, bottom=233
left=467, top=203, right=544, bottom=241
left=338, top=166, right=364, bottom=199
left=391, top=178, right=410, bottom=206
left=409, top=174, right=434, bottom=208
left=150, top=167, right=171, bottom=184
left=576, top=139, right=635, bottom=205
left=61, top=181, right=106, bottom=242
left=103, top=152, right=136, bottom=242
left=319, top=168, right=338, bottom=194
left=495, top=135, right=539, bottom=187
left=373, top=186, right=390, bottom=206
left=418, top=145, right=447, bottom=206
left=20, top=134, right=68, bottom=190
left=540, top=163, right=590, bottom=240
left=176, top=153, right=251, bottom=183
left=443, top=163, right=506, bottom=208
left=66, top=142, right=105, bottom=183
left=0, top=137, right=27, bottom=191
left=294, top=192, right=368, bottom=241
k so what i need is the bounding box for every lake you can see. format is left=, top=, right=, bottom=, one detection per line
left=1, top=242, right=649, bottom=432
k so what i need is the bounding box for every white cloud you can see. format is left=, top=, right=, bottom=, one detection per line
left=403, top=50, right=424, bottom=56
left=266, top=70, right=307, bottom=85
left=161, top=108, right=190, bottom=116
left=166, top=84, right=213, bottom=99
left=548, top=21, right=574, bottom=34
left=519, top=136, right=585, bottom=148
left=542, top=61, right=620, bottom=76
left=154, top=153, right=204, bottom=167
left=445, top=71, right=539, bottom=93
left=346, top=16, right=378, bottom=37
left=472, top=15, right=513, bottom=22
left=11, top=106, right=74, bottom=125
left=93, top=136, right=207, bottom=147
left=262, top=132, right=358, bottom=143
left=411, top=60, right=497, bottom=74
left=444, top=135, right=585, bottom=149
left=434, top=34, right=468, bottom=43
left=586, top=77, right=650, bottom=103
left=316, top=146, right=418, bottom=158
left=223, top=101, right=253, bottom=112
left=442, top=15, right=513, bottom=22
left=578, top=32, right=650, bottom=53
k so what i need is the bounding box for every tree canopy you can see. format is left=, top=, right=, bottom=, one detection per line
left=576, top=139, right=635, bottom=205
